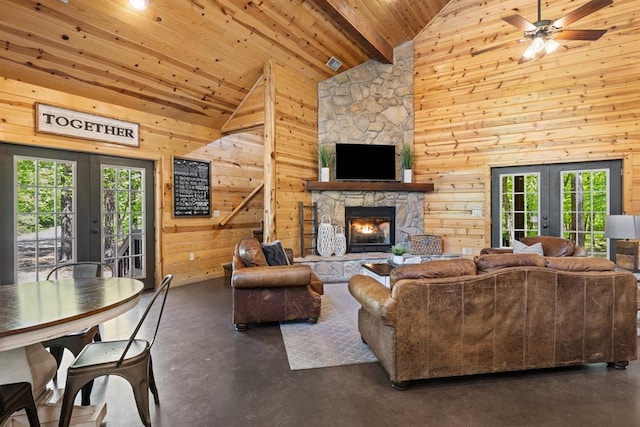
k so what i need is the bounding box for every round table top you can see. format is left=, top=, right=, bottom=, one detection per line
left=0, top=277, right=144, bottom=351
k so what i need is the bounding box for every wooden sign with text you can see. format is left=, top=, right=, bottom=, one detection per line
left=35, top=103, right=139, bottom=147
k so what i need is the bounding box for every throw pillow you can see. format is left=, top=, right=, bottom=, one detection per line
left=262, top=241, right=290, bottom=266
left=512, top=240, right=544, bottom=256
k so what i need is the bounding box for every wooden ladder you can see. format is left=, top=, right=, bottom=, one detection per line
left=298, top=202, right=318, bottom=256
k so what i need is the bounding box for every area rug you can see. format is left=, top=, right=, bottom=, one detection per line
left=280, top=283, right=378, bottom=370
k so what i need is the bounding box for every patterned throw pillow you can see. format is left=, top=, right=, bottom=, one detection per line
left=262, top=241, right=290, bottom=266
left=512, top=239, right=544, bottom=256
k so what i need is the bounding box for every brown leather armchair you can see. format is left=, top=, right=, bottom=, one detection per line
left=481, top=236, right=587, bottom=257
left=231, top=237, right=323, bottom=331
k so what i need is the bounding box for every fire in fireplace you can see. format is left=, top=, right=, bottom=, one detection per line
left=345, top=207, right=396, bottom=253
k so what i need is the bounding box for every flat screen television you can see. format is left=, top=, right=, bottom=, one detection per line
left=335, top=143, right=396, bottom=181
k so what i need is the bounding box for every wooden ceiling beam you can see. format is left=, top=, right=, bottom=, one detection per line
left=312, top=0, right=394, bottom=64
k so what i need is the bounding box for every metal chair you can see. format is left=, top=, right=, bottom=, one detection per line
left=0, top=382, right=41, bottom=427
left=58, top=274, right=172, bottom=427
left=42, top=262, right=114, bottom=405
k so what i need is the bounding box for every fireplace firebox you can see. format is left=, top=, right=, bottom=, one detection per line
left=345, top=207, right=395, bottom=253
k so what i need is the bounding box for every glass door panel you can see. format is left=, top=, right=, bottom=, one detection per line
left=14, top=157, right=77, bottom=282
left=102, top=165, right=146, bottom=279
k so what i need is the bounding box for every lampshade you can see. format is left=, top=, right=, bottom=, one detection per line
left=604, top=215, right=640, bottom=239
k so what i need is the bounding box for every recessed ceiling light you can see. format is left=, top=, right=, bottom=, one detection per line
left=129, top=0, right=149, bottom=10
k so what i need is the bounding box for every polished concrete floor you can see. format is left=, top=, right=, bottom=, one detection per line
left=56, top=279, right=640, bottom=427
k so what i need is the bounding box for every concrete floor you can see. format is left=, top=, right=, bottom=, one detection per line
left=57, top=279, right=640, bottom=427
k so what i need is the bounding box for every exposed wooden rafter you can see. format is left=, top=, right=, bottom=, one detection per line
left=312, top=0, right=394, bottom=63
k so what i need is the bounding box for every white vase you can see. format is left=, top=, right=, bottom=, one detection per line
left=392, top=255, right=404, bottom=265
left=320, top=167, right=330, bottom=182
left=403, top=169, right=413, bottom=183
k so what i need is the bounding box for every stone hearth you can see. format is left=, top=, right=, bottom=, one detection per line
left=294, top=252, right=391, bottom=283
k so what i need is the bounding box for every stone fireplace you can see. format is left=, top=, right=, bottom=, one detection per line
left=311, top=190, right=424, bottom=251
left=296, top=188, right=426, bottom=282
left=345, top=206, right=395, bottom=253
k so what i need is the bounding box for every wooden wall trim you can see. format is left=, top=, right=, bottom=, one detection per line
left=263, top=59, right=277, bottom=243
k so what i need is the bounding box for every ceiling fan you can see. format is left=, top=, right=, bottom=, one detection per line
left=472, top=0, right=612, bottom=62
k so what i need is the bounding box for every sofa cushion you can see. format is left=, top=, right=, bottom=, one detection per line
left=238, top=237, right=268, bottom=267
left=512, top=240, right=544, bottom=255
left=262, top=240, right=290, bottom=266
left=390, top=258, right=477, bottom=283
left=545, top=257, right=616, bottom=272
left=520, top=236, right=575, bottom=257
left=475, top=253, right=546, bottom=273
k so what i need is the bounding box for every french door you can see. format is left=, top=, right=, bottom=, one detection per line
left=0, top=143, right=155, bottom=289
left=490, top=161, right=622, bottom=258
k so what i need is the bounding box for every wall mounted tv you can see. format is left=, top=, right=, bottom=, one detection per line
left=335, top=143, right=396, bottom=181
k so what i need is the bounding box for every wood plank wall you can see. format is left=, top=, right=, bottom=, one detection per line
left=0, top=59, right=317, bottom=285
left=272, top=62, right=317, bottom=252
left=413, top=0, right=640, bottom=254
left=0, top=77, right=262, bottom=286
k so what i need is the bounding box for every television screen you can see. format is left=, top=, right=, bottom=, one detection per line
left=335, top=144, right=396, bottom=181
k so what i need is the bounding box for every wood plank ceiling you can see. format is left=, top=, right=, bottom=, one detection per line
left=0, top=0, right=449, bottom=129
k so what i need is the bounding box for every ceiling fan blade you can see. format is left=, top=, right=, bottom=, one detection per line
left=552, top=0, right=613, bottom=28
left=554, top=29, right=608, bottom=40
left=471, top=39, right=527, bottom=57
left=502, top=14, right=537, bottom=31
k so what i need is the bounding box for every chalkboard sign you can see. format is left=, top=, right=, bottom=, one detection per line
left=173, top=157, right=211, bottom=217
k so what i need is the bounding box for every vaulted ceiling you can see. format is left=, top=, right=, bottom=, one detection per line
left=0, top=0, right=450, bottom=129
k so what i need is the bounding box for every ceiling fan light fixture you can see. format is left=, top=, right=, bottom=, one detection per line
left=128, top=0, right=149, bottom=10
left=531, top=36, right=546, bottom=53
left=522, top=44, right=537, bottom=59
left=545, top=39, right=560, bottom=54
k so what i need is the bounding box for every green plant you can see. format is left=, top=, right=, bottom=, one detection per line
left=318, top=144, right=334, bottom=168
left=399, top=143, right=414, bottom=170
left=390, top=244, right=407, bottom=255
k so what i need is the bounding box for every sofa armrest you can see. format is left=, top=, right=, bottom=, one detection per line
left=348, top=274, right=396, bottom=326
left=480, top=248, right=513, bottom=255
left=232, top=265, right=312, bottom=289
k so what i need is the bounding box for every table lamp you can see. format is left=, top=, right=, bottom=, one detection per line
left=604, top=214, right=640, bottom=272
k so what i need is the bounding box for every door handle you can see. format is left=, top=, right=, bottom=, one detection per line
left=92, top=229, right=99, bottom=234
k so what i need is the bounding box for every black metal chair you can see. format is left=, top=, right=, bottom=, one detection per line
left=58, top=274, right=172, bottom=427
left=0, top=382, right=41, bottom=427
left=42, top=262, right=114, bottom=405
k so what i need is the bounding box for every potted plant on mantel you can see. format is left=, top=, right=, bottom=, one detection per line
left=318, top=144, right=334, bottom=182
left=400, top=143, right=414, bottom=183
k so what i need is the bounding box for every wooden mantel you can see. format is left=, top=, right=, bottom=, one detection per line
left=305, top=181, right=434, bottom=192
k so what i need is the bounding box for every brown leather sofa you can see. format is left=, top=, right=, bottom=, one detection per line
left=348, top=253, right=637, bottom=389
left=231, top=237, right=323, bottom=331
left=481, top=236, right=587, bottom=257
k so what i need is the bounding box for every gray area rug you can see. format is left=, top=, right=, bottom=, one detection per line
left=280, top=283, right=378, bottom=370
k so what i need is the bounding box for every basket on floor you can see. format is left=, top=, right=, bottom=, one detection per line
left=408, top=234, right=443, bottom=255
